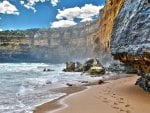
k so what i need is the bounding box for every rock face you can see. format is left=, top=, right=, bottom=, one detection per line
left=0, top=20, right=99, bottom=63
left=110, top=0, right=150, bottom=91
left=110, top=0, right=150, bottom=73
left=98, top=0, right=124, bottom=52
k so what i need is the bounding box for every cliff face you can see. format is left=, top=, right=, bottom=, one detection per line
left=98, top=0, right=124, bottom=52
left=0, top=20, right=99, bottom=63
left=110, top=0, right=150, bottom=74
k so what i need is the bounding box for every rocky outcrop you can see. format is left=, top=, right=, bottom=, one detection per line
left=63, top=58, right=105, bottom=76
left=110, top=0, right=150, bottom=91
left=97, top=0, right=124, bottom=52
left=0, top=20, right=99, bottom=63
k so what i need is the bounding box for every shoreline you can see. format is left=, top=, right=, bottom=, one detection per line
left=49, top=75, right=150, bottom=113
left=33, top=86, right=86, bottom=113
left=33, top=74, right=138, bottom=113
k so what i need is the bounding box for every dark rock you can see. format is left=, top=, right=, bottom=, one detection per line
left=43, top=68, right=55, bottom=72
left=107, top=63, right=138, bottom=74
left=135, top=74, right=150, bottom=92
left=82, top=58, right=104, bottom=72
left=46, top=80, right=52, bottom=84
left=47, top=69, right=55, bottom=71
left=74, top=62, right=83, bottom=72
left=43, top=68, right=46, bottom=72
left=98, top=80, right=104, bottom=84
left=66, top=83, right=73, bottom=86
left=63, top=62, right=76, bottom=72
left=80, top=81, right=89, bottom=83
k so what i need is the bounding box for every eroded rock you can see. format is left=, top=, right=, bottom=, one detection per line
left=110, top=0, right=150, bottom=91
left=63, top=58, right=105, bottom=76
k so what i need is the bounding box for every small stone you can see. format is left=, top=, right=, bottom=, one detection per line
left=66, top=83, right=73, bottom=86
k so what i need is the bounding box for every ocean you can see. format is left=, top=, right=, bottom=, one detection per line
left=0, top=63, right=102, bottom=113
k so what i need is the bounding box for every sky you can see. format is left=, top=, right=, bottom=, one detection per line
left=0, top=0, right=104, bottom=30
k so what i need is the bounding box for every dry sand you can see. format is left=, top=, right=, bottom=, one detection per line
left=35, top=75, right=150, bottom=113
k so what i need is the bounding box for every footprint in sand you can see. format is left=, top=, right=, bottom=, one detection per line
left=118, top=101, right=124, bottom=104
left=126, top=110, right=131, bottom=113
left=120, top=97, right=124, bottom=100
left=104, top=97, right=107, bottom=100
left=111, top=105, right=119, bottom=110
left=102, top=97, right=108, bottom=103
left=125, top=104, right=130, bottom=107
left=120, top=109, right=126, bottom=112
left=102, top=100, right=108, bottom=103
left=114, top=102, right=118, bottom=105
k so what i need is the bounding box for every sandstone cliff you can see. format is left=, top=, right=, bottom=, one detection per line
left=0, top=20, right=99, bottom=63
left=98, top=0, right=124, bottom=52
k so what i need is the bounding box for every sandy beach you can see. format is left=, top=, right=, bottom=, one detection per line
left=34, top=75, right=150, bottom=113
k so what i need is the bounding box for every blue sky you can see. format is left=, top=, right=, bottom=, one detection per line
left=0, top=0, right=104, bottom=30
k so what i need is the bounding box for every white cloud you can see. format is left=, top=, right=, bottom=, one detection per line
left=51, top=0, right=59, bottom=6
left=20, top=0, right=45, bottom=13
left=51, top=20, right=77, bottom=28
left=20, top=1, right=25, bottom=5
left=81, top=18, right=93, bottom=22
left=0, top=29, right=3, bottom=31
left=51, top=4, right=103, bottom=28
left=0, top=0, right=19, bottom=15
left=20, top=0, right=59, bottom=12
left=56, top=4, right=103, bottom=20
left=56, top=7, right=81, bottom=20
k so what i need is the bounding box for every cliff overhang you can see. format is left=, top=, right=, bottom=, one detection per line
left=110, top=0, right=150, bottom=91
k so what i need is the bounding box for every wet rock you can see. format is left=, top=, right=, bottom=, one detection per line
left=82, top=58, right=105, bottom=75
left=63, top=62, right=76, bottom=72
left=46, top=80, right=52, bottom=84
left=82, top=58, right=95, bottom=72
left=107, top=63, right=138, bottom=74
left=98, top=80, right=104, bottom=84
left=135, top=74, right=150, bottom=92
left=66, top=83, right=73, bottom=86
left=74, top=62, right=83, bottom=72
left=89, top=66, right=105, bottom=76
left=43, top=68, right=55, bottom=72
left=80, top=81, right=89, bottom=83
left=63, top=58, right=105, bottom=76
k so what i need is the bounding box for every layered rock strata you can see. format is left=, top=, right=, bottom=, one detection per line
left=110, top=0, right=150, bottom=91
left=0, top=20, right=99, bottom=63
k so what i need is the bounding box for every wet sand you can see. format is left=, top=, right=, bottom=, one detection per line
left=34, top=75, right=150, bottom=113
left=33, top=86, right=86, bottom=113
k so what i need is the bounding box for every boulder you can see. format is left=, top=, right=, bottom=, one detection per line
left=82, top=58, right=103, bottom=72
left=74, top=62, right=83, bottom=72
left=135, top=74, right=150, bottom=92
left=63, top=62, right=76, bottom=72
left=83, top=58, right=105, bottom=75
left=63, top=58, right=105, bottom=76
left=89, top=66, right=105, bottom=76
